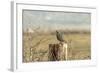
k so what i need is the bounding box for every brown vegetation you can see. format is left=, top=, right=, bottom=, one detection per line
left=22, top=30, right=91, bottom=62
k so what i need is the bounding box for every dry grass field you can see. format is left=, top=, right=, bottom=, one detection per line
left=22, top=31, right=91, bottom=62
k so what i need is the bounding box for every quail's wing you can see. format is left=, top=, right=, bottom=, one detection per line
left=58, top=32, right=63, bottom=41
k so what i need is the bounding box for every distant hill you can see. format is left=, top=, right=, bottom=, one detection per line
left=23, top=27, right=90, bottom=35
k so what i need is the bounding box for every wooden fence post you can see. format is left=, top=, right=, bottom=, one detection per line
left=48, top=42, right=68, bottom=61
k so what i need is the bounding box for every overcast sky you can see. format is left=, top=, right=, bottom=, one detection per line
left=22, top=10, right=91, bottom=31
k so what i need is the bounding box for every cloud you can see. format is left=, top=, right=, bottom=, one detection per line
left=23, top=10, right=91, bottom=31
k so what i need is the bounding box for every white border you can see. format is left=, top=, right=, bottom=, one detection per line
left=11, top=1, right=97, bottom=72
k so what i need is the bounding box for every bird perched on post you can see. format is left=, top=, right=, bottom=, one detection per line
left=56, top=30, right=65, bottom=42
left=56, top=30, right=68, bottom=60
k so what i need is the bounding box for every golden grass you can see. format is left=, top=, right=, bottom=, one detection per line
left=23, top=33, right=91, bottom=62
